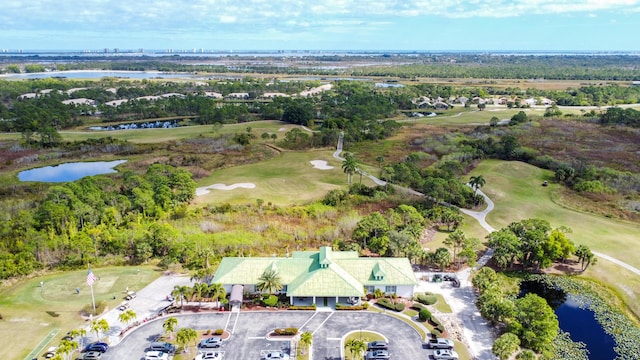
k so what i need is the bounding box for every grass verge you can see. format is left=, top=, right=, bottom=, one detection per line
left=0, top=265, right=161, bottom=360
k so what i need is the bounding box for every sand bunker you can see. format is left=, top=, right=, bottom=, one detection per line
left=196, top=183, right=256, bottom=196
left=310, top=160, right=334, bottom=170
left=278, top=127, right=288, bottom=131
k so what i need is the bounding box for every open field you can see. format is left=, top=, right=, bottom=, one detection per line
left=0, top=266, right=161, bottom=360
left=0, top=120, right=295, bottom=143
left=468, top=159, right=640, bottom=318
left=195, top=149, right=377, bottom=206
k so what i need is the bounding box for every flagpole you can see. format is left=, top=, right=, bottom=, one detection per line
left=90, top=281, right=96, bottom=312
left=88, top=263, right=96, bottom=312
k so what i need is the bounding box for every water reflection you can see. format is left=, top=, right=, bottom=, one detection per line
left=18, top=160, right=127, bottom=182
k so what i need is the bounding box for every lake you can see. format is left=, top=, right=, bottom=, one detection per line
left=2, top=71, right=192, bottom=80
left=18, top=160, right=127, bottom=182
left=520, top=280, right=617, bottom=359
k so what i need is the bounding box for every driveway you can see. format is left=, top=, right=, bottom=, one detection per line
left=101, top=311, right=426, bottom=360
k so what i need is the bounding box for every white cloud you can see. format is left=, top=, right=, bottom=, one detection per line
left=219, top=15, right=237, bottom=23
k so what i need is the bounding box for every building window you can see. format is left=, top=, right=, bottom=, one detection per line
left=365, top=286, right=375, bottom=294
left=385, top=285, right=397, bottom=293
left=282, top=285, right=287, bottom=293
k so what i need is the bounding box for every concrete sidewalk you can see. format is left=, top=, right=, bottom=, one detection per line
left=82, top=273, right=192, bottom=347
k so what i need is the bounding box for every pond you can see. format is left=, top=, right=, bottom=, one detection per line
left=520, top=280, right=617, bottom=359
left=18, top=160, right=127, bottom=182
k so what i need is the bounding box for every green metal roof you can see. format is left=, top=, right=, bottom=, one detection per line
left=212, top=247, right=417, bottom=297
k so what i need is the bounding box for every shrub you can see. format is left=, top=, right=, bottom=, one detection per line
left=288, top=305, right=317, bottom=310
left=273, top=327, right=298, bottom=336
left=415, top=293, right=438, bottom=306
left=376, top=298, right=404, bottom=312
left=419, top=308, right=432, bottom=322
left=82, top=301, right=107, bottom=316
left=262, top=295, right=278, bottom=307
left=204, top=329, right=211, bottom=335
left=336, top=304, right=368, bottom=310
left=213, top=329, right=224, bottom=335
left=429, top=316, right=442, bottom=327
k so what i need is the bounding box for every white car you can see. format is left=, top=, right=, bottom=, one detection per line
left=263, top=351, right=289, bottom=360
left=144, top=351, right=169, bottom=360
left=433, top=349, right=459, bottom=360
left=195, top=351, right=221, bottom=360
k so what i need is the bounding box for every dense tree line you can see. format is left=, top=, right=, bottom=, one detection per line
left=0, top=164, right=195, bottom=277
left=473, top=268, right=560, bottom=357
left=6, top=54, right=638, bottom=81
left=599, top=106, right=640, bottom=127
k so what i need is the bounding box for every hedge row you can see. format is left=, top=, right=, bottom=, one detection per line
left=376, top=298, right=405, bottom=312
left=288, top=305, right=317, bottom=310
left=336, top=303, right=370, bottom=310
left=415, top=293, right=438, bottom=306
left=429, top=316, right=445, bottom=334
left=273, top=327, right=298, bottom=336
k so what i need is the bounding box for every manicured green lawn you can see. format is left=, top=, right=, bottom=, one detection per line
left=468, top=159, right=640, bottom=319
left=55, top=120, right=293, bottom=144
left=344, top=331, right=385, bottom=360
left=195, top=150, right=376, bottom=206
left=0, top=266, right=161, bottom=360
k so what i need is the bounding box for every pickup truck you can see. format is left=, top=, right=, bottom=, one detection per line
left=426, top=337, right=454, bottom=349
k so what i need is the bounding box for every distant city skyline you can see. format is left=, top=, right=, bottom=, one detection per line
left=1, top=0, right=639, bottom=51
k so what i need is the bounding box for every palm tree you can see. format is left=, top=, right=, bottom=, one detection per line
left=256, top=269, right=283, bottom=295
left=575, top=245, right=597, bottom=272
left=68, top=328, right=86, bottom=350
left=208, top=282, right=227, bottom=307
left=90, top=319, right=109, bottom=341
left=299, top=331, right=313, bottom=355
left=345, top=338, right=366, bottom=360
left=443, top=229, right=466, bottom=269
left=163, top=316, right=178, bottom=339
left=176, top=327, right=198, bottom=353
left=469, top=175, right=486, bottom=195
left=55, top=339, right=78, bottom=360
left=342, top=153, right=358, bottom=185
left=172, top=285, right=191, bottom=307
left=118, top=309, right=137, bottom=327
left=191, top=282, right=209, bottom=305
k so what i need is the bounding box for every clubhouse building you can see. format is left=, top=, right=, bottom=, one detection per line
left=212, top=247, right=418, bottom=308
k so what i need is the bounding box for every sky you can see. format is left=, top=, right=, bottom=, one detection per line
left=1, top=0, right=639, bottom=51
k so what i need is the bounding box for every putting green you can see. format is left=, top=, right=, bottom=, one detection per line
left=0, top=266, right=160, bottom=360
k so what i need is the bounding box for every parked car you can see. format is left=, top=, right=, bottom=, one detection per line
left=83, top=342, right=109, bottom=353
left=82, top=351, right=103, bottom=360
left=198, top=336, right=222, bottom=348
left=195, top=351, right=221, bottom=360
left=365, top=350, right=390, bottom=359
left=433, top=349, right=459, bottom=360
left=43, top=347, right=57, bottom=358
left=144, top=351, right=169, bottom=360
left=148, top=342, right=175, bottom=353
left=118, top=301, right=130, bottom=311
left=263, top=351, right=290, bottom=360
left=124, top=290, right=137, bottom=300
left=367, top=340, right=389, bottom=350
left=426, top=337, right=454, bottom=349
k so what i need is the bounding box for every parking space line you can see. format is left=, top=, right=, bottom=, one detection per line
left=326, top=337, right=341, bottom=341
left=248, top=337, right=266, bottom=340
left=298, top=312, right=319, bottom=331
left=311, top=312, right=333, bottom=335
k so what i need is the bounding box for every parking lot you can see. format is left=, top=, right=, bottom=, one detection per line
left=101, top=311, right=428, bottom=360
